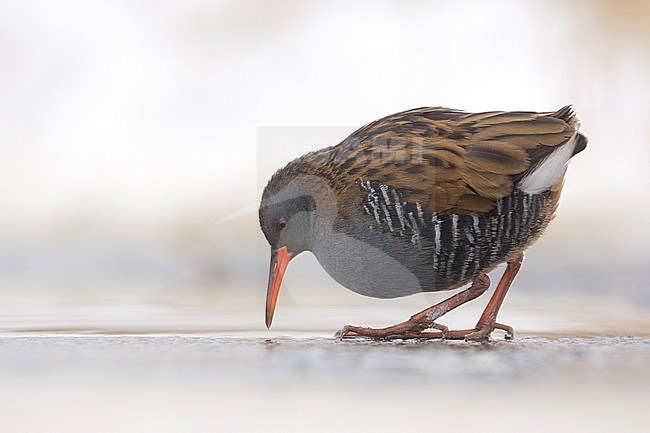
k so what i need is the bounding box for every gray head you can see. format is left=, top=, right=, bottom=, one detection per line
left=259, top=170, right=320, bottom=328
left=259, top=177, right=317, bottom=256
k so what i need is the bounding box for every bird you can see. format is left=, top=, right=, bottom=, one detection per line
left=259, top=106, right=587, bottom=340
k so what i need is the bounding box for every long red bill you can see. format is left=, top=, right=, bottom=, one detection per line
left=265, top=246, right=292, bottom=328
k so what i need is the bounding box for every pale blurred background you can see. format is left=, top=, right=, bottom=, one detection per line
left=0, top=0, right=649, bottom=333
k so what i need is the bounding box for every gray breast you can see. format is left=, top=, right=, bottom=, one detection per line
left=311, top=221, right=425, bottom=298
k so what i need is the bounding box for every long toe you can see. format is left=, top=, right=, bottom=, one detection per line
left=335, top=325, right=374, bottom=339
left=334, top=325, right=355, bottom=339
left=463, top=322, right=515, bottom=341
left=495, top=322, right=515, bottom=340
left=335, top=321, right=425, bottom=340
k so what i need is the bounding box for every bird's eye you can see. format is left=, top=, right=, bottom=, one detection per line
left=278, top=220, right=287, bottom=230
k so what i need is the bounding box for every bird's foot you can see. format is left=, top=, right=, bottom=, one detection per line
left=439, top=322, right=514, bottom=341
left=335, top=274, right=493, bottom=341
left=336, top=321, right=514, bottom=342
left=335, top=320, right=448, bottom=340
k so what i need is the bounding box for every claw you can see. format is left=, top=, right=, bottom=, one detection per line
left=431, top=322, right=449, bottom=338
left=495, top=322, right=514, bottom=340
left=335, top=325, right=368, bottom=340
left=334, top=325, right=349, bottom=339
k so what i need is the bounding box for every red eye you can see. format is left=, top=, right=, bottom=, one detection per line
left=278, top=220, right=287, bottom=230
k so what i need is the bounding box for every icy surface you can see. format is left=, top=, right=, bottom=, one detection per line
left=1, top=335, right=648, bottom=433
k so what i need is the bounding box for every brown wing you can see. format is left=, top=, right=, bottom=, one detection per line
left=331, top=106, right=580, bottom=215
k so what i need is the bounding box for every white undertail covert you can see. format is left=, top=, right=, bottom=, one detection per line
left=518, top=133, right=578, bottom=194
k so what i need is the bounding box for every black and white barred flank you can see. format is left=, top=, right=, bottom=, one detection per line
left=360, top=180, right=552, bottom=286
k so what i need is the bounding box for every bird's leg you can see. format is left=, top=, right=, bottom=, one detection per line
left=337, top=253, right=524, bottom=341
left=463, top=253, right=523, bottom=341
left=438, top=253, right=524, bottom=341
left=335, top=274, right=490, bottom=340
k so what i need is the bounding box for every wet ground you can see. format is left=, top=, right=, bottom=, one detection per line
left=1, top=299, right=649, bottom=433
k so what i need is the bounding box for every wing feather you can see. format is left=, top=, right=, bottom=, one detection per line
left=320, top=106, right=581, bottom=216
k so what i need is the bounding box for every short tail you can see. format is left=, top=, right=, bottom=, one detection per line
left=573, top=132, right=588, bottom=156
left=552, top=105, right=587, bottom=156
